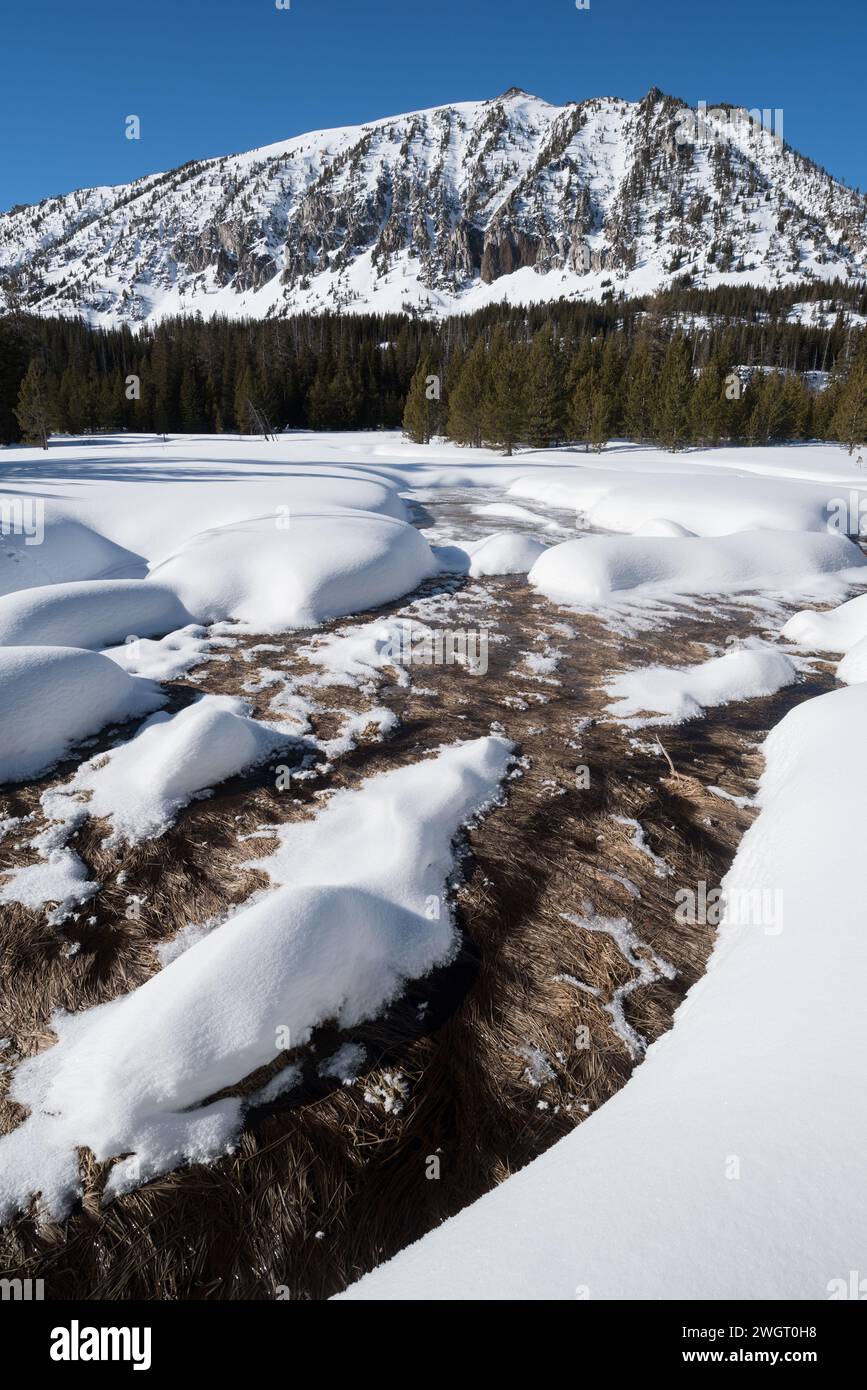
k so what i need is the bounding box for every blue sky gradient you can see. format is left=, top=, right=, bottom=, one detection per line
left=2, top=0, right=864, bottom=210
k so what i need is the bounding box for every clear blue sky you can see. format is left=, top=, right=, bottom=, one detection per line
left=2, top=0, right=864, bottom=211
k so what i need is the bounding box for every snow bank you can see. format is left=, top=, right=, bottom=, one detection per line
left=341, top=684, right=867, bottom=1300
left=44, top=696, right=292, bottom=844
left=0, top=580, right=190, bottom=649
left=633, top=517, right=695, bottom=538
left=466, top=531, right=548, bottom=577
left=782, top=590, right=867, bottom=654
left=528, top=531, right=865, bottom=606
left=509, top=460, right=866, bottom=539
left=0, top=736, right=513, bottom=1220
left=837, top=637, right=867, bottom=685
left=151, top=512, right=438, bottom=631
left=0, top=517, right=145, bottom=597
left=0, top=647, right=164, bottom=784
left=605, top=643, right=798, bottom=725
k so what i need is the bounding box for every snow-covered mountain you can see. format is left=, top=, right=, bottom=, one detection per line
left=1, top=87, right=865, bottom=326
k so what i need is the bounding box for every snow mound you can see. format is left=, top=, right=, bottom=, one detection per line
left=44, top=695, right=293, bottom=844
left=151, top=512, right=437, bottom=631
left=340, top=684, right=867, bottom=1301
left=0, top=647, right=165, bottom=784
left=0, top=517, right=145, bottom=598
left=0, top=736, right=513, bottom=1221
left=605, top=643, right=799, bottom=724
left=510, top=467, right=859, bottom=539
left=837, top=637, right=867, bottom=685
left=467, top=531, right=548, bottom=577
left=528, top=531, right=865, bottom=605
left=0, top=580, right=190, bottom=649
left=782, top=589, right=867, bottom=654
left=633, top=517, right=696, bottom=538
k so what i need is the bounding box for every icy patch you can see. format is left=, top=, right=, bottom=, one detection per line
left=321, top=707, right=399, bottom=761
left=319, top=1043, right=367, bottom=1085
left=103, top=624, right=232, bottom=680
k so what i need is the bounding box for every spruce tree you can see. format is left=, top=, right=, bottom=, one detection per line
left=831, top=341, right=867, bottom=453
left=689, top=356, right=727, bottom=446
left=446, top=336, right=487, bottom=447
left=654, top=335, right=694, bottom=451
left=481, top=329, right=526, bottom=456
left=623, top=338, right=657, bottom=442
left=525, top=326, right=565, bottom=448
left=15, top=358, right=54, bottom=449
left=567, top=337, right=596, bottom=450
left=402, top=356, right=442, bottom=443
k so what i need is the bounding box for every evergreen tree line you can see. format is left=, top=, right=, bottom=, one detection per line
left=405, top=327, right=867, bottom=455
left=1, top=284, right=864, bottom=451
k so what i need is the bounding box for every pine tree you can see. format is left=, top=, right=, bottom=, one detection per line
left=15, top=358, right=54, bottom=448
left=831, top=341, right=867, bottom=453
left=481, top=329, right=526, bottom=456
left=622, top=338, right=657, bottom=442
left=234, top=365, right=257, bottom=436
left=567, top=337, right=596, bottom=450
left=446, top=336, right=488, bottom=447
left=524, top=327, right=565, bottom=448
left=689, top=356, right=727, bottom=446
left=654, top=334, right=694, bottom=450
left=0, top=318, right=28, bottom=443
left=402, top=356, right=442, bottom=443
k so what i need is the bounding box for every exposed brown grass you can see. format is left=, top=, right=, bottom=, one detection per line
left=0, top=575, right=834, bottom=1299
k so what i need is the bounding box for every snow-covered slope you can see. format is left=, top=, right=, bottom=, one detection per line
left=2, top=89, right=865, bottom=326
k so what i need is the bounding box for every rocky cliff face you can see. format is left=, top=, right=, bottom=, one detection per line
left=1, top=87, right=864, bottom=325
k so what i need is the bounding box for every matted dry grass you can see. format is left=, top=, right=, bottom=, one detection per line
left=0, top=574, right=833, bottom=1299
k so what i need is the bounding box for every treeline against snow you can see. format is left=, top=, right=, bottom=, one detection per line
left=403, top=325, right=867, bottom=455
left=0, top=279, right=864, bottom=451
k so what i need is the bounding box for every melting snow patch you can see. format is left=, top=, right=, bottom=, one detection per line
left=319, top=1043, right=367, bottom=1085
left=0, top=735, right=513, bottom=1221
left=42, top=696, right=294, bottom=846
left=611, top=816, right=672, bottom=878
left=604, top=642, right=798, bottom=726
